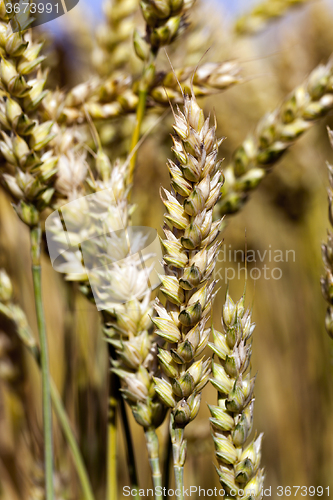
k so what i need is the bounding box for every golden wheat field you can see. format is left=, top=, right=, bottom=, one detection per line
left=0, top=0, right=333, bottom=499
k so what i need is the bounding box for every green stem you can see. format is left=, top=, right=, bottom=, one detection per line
left=173, top=465, right=184, bottom=500
left=145, top=428, right=163, bottom=500
left=31, top=343, right=95, bottom=500
left=0, top=301, right=95, bottom=499
left=49, top=374, right=95, bottom=500
left=127, top=49, right=158, bottom=190
left=127, top=88, right=148, bottom=189
left=170, top=417, right=185, bottom=500
left=30, top=224, right=54, bottom=500
left=107, top=371, right=118, bottom=500
left=162, top=426, right=172, bottom=500
left=119, top=395, right=140, bottom=500
left=106, top=339, right=139, bottom=499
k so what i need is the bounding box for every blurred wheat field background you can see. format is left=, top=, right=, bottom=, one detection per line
left=1, top=0, right=333, bottom=499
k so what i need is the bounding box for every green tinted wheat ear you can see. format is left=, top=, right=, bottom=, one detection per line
left=0, top=269, right=21, bottom=385
left=215, top=55, right=333, bottom=218
left=104, top=288, right=166, bottom=500
left=105, top=293, right=167, bottom=432
left=235, top=0, right=312, bottom=35
left=209, top=290, right=264, bottom=500
left=321, top=128, right=333, bottom=339
left=153, top=94, right=224, bottom=499
left=135, top=0, right=195, bottom=57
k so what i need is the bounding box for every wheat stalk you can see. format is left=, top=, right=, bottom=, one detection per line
left=215, top=55, right=333, bottom=218
left=209, top=289, right=264, bottom=499
left=0, top=21, right=58, bottom=224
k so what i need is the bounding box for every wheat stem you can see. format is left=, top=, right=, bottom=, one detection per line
left=49, top=383, right=94, bottom=500
left=30, top=225, right=54, bottom=500
left=162, top=429, right=172, bottom=500
left=31, top=342, right=95, bottom=500
left=145, top=429, right=163, bottom=500
left=170, top=418, right=185, bottom=500
left=0, top=292, right=95, bottom=500
left=127, top=88, right=149, bottom=189
left=119, top=395, right=140, bottom=500
left=107, top=370, right=118, bottom=500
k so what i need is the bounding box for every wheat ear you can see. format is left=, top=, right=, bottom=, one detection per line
left=209, top=289, right=264, bottom=499
left=54, top=59, right=241, bottom=126
left=235, top=0, right=312, bottom=35
left=153, top=94, right=224, bottom=499
left=93, top=0, right=139, bottom=77
left=215, top=55, right=333, bottom=218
